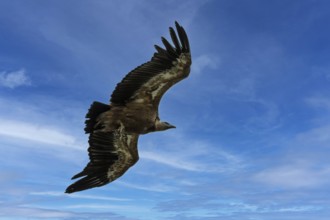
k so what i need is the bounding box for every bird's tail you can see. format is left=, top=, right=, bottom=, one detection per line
left=84, top=101, right=110, bottom=133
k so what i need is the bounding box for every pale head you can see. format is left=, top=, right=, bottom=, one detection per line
left=155, top=121, right=176, bottom=131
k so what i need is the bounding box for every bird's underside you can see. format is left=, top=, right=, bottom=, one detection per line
left=65, top=21, right=191, bottom=193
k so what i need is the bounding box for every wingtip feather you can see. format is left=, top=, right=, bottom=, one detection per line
left=174, top=21, right=190, bottom=53
left=65, top=175, right=109, bottom=194
left=169, top=27, right=181, bottom=52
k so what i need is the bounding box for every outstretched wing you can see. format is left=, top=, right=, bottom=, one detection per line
left=110, top=21, right=191, bottom=107
left=65, top=128, right=139, bottom=193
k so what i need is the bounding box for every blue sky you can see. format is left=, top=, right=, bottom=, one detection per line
left=1, top=0, right=330, bottom=219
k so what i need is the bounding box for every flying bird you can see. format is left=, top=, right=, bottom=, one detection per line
left=65, top=22, right=191, bottom=193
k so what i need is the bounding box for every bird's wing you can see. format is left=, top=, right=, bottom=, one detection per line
left=110, top=21, right=191, bottom=108
left=65, top=127, right=139, bottom=193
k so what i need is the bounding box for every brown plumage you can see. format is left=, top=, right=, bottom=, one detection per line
left=65, top=21, right=191, bottom=193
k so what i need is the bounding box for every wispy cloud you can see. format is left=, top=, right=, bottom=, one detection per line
left=0, top=69, right=30, bottom=88
left=0, top=207, right=72, bottom=218
left=0, top=206, right=140, bottom=220
left=116, top=180, right=176, bottom=193
left=293, top=125, right=330, bottom=149
left=251, top=120, right=330, bottom=189
left=141, top=150, right=204, bottom=172
left=305, top=96, right=330, bottom=111
left=192, top=54, right=220, bottom=75
left=30, top=191, right=131, bottom=201
left=64, top=203, right=150, bottom=214
left=140, top=139, right=243, bottom=173
left=0, top=118, right=82, bottom=150
left=254, top=165, right=330, bottom=188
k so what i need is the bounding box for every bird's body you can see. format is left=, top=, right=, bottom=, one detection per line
left=97, top=104, right=156, bottom=134
left=65, top=22, right=191, bottom=193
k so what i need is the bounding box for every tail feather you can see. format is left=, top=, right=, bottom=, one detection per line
left=84, top=101, right=110, bottom=133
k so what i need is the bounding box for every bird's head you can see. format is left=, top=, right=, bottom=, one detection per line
left=156, top=121, right=176, bottom=131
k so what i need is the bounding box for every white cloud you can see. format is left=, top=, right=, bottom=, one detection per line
left=306, top=96, right=330, bottom=108
left=0, top=68, right=31, bottom=88
left=277, top=206, right=322, bottom=212
left=291, top=125, right=330, bottom=149
left=116, top=180, right=176, bottom=193
left=252, top=123, right=330, bottom=189
left=139, top=139, right=243, bottom=173
left=64, top=203, right=150, bottom=213
left=30, top=191, right=131, bottom=201
left=254, top=165, right=330, bottom=188
left=0, top=207, right=72, bottom=218
left=192, top=54, right=220, bottom=75
left=140, top=150, right=204, bottom=172
left=305, top=96, right=330, bottom=111
left=0, top=118, right=81, bottom=150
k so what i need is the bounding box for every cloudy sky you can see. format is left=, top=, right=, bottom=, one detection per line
left=1, top=0, right=330, bottom=219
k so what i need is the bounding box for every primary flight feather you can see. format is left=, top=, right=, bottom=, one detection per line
left=65, top=21, right=191, bottom=193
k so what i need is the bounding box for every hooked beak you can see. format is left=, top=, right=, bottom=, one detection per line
left=168, top=124, right=176, bottom=129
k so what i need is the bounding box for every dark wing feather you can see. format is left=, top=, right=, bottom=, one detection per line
left=65, top=129, right=139, bottom=193
left=169, top=27, right=181, bottom=53
left=110, top=21, right=191, bottom=106
left=84, top=102, right=110, bottom=134
left=161, top=37, right=177, bottom=58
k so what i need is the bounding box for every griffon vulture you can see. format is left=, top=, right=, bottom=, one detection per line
left=65, top=21, right=191, bottom=193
